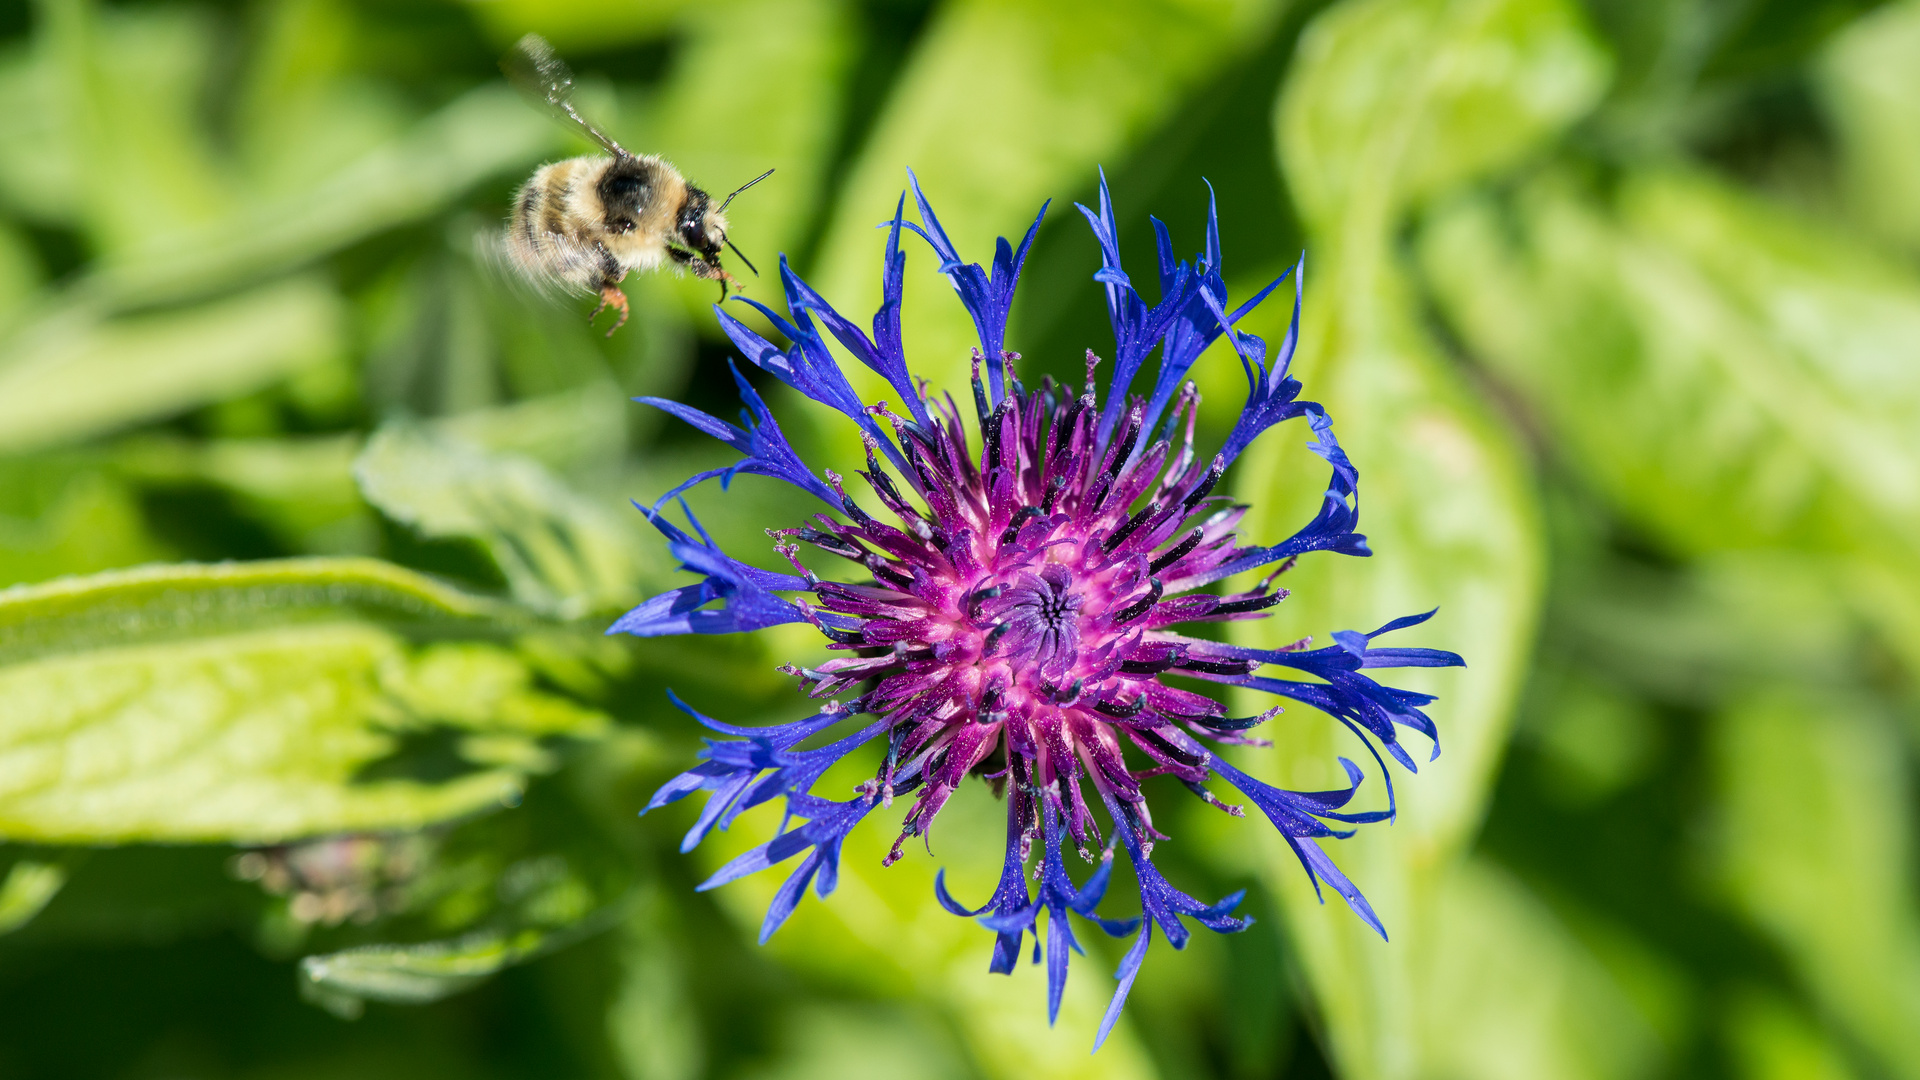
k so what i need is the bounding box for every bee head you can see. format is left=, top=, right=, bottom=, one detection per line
left=677, top=186, right=726, bottom=266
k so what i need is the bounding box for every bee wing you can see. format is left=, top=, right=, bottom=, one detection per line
left=503, top=33, right=629, bottom=159
left=497, top=212, right=612, bottom=300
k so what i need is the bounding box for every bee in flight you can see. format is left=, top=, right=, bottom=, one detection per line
left=502, top=34, right=770, bottom=334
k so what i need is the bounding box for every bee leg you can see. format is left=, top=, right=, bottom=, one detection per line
left=682, top=255, right=741, bottom=300
left=591, top=284, right=630, bottom=336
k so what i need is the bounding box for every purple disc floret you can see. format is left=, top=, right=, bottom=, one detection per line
left=614, top=169, right=1463, bottom=1049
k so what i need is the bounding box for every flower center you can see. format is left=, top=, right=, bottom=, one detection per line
left=988, top=565, right=1083, bottom=673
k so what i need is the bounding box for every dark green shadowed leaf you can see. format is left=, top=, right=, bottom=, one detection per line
left=0, top=458, right=171, bottom=588
left=299, top=875, right=627, bottom=1012
left=289, top=761, right=644, bottom=1016
left=354, top=423, right=646, bottom=619
left=113, top=433, right=375, bottom=557
left=0, top=559, right=607, bottom=843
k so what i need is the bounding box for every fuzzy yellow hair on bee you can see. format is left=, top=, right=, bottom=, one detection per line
left=501, top=34, right=771, bottom=334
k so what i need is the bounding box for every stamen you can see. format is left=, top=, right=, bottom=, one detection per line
left=1150, top=528, right=1205, bottom=573
left=981, top=622, right=1010, bottom=656
left=1181, top=455, right=1226, bottom=509
left=1111, top=577, right=1163, bottom=625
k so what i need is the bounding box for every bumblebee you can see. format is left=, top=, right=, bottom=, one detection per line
left=502, top=34, right=769, bottom=333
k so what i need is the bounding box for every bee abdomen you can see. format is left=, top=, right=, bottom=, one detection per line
left=507, top=159, right=607, bottom=291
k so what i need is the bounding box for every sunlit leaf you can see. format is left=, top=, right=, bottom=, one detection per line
left=735, top=1002, right=976, bottom=1080
left=440, top=385, right=631, bottom=478
left=608, top=887, right=705, bottom=1080
left=1416, top=168, right=1920, bottom=669
left=1422, top=168, right=1920, bottom=554
left=0, top=277, right=345, bottom=455
left=1711, top=685, right=1920, bottom=1079
left=27, top=1, right=233, bottom=247
left=231, top=0, right=410, bottom=197
left=1724, top=989, right=1864, bottom=1080
left=1412, top=859, right=1665, bottom=1080
left=0, top=858, right=66, bottom=934
left=1210, top=0, right=1603, bottom=1075
left=1818, top=1, right=1920, bottom=252
left=813, top=0, right=1286, bottom=398
left=645, top=0, right=855, bottom=274
left=354, top=422, right=645, bottom=618
left=84, top=84, right=553, bottom=311
left=1281, top=0, right=1609, bottom=225
left=0, top=559, right=609, bottom=843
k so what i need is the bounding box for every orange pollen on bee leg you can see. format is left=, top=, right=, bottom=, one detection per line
left=594, top=285, right=630, bottom=335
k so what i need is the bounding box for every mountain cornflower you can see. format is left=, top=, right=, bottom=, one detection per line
left=615, top=172, right=1463, bottom=1047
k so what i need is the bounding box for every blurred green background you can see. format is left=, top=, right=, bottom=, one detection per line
left=0, top=0, right=1916, bottom=1076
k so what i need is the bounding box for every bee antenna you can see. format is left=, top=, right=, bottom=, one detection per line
left=718, top=168, right=775, bottom=213
left=724, top=238, right=760, bottom=277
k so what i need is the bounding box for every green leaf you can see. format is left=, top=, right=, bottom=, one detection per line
left=1422, top=169, right=1920, bottom=556
left=435, top=385, right=631, bottom=480
left=812, top=0, right=1286, bottom=397
left=607, top=887, right=705, bottom=1080
left=0, top=463, right=170, bottom=588
left=0, top=559, right=609, bottom=844
left=298, top=909, right=622, bottom=1014
left=1724, top=989, right=1864, bottom=1080
left=0, top=555, right=508, bottom=658
left=0, top=277, right=345, bottom=455
left=1818, top=1, right=1920, bottom=252
left=230, top=0, right=409, bottom=198
left=1416, top=168, right=1920, bottom=669
left=695, top=783, right=1162, bottom=1080
left=1279, top=0, right=1609, bottom=225
left=354, top=423, right=646, bottom=618
left=109, top=386, right=638, bottom=560
left=645, top=0, right=855, bottom=267
left=725, top=1002, right=975, bottom=1080
left=0, top=223, right=40, bottom=328
left=27, top=1, right=234, bottom=249
left=1711, top=685, right=1920, bottom=1080
left=114, top=433, right=373, bottom=555
left=0, top=858, right=66, bottom=934
left=82, top=84, right=554, bottom=311
left=1204, top=0, right=1604, bottom=1076
left=299, top=854, right=629, bottom=1013
left=1409, top=859, right=1666, bottom=1080
left=465, top=0, right=697, bottom=53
